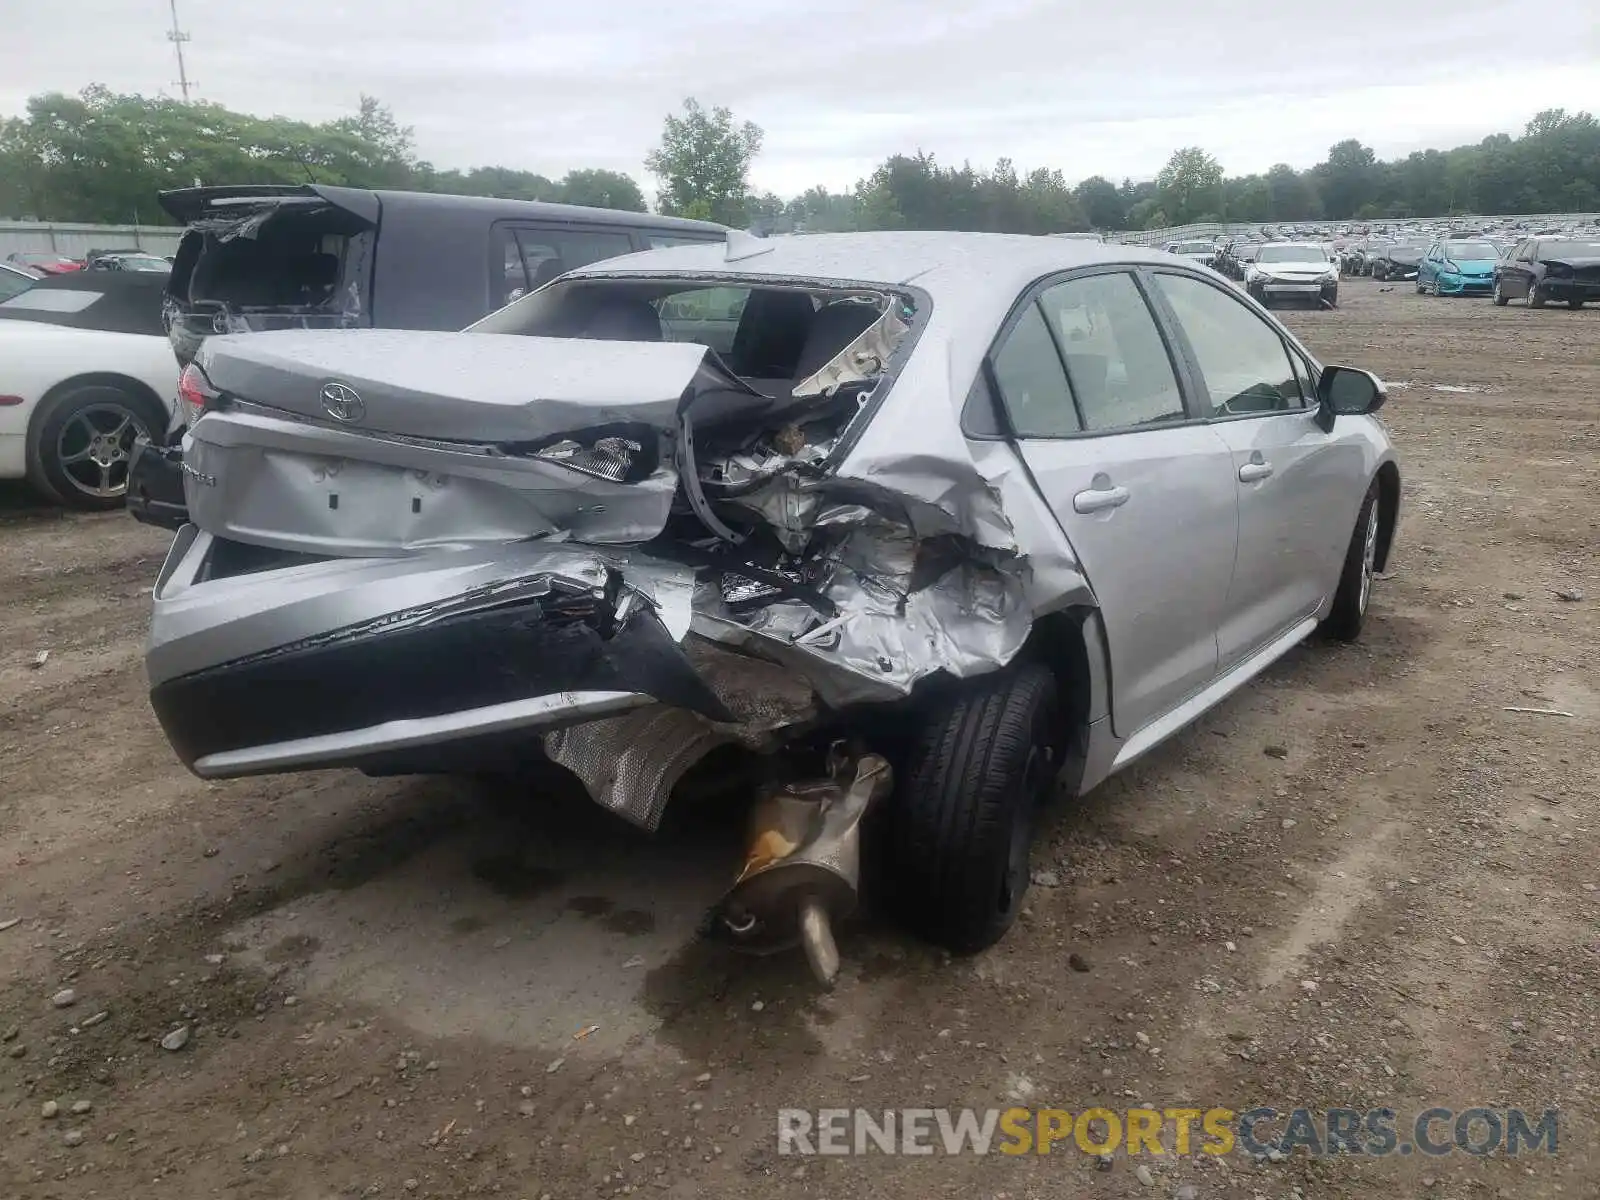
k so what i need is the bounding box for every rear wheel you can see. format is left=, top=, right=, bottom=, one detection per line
left=27, top=382, right=165, bottom=511
left=1528, top=280, right=1546, bottom=308
left=1492, top=279, right=1508, bottom=306
left=1321, top=482, right=1380, bottom=642
left=1569, top=298, right=1584, bottom=310
left=888, top=663, right=1062, bottom=954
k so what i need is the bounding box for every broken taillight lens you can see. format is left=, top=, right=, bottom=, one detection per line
left=176, top=363, right=219, bottom=427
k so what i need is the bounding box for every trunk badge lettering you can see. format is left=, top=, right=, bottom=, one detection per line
left=320, top=381, right=365, bottom=423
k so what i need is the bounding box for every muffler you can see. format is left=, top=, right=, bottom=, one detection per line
left=714, top=751, right=892, bottom=987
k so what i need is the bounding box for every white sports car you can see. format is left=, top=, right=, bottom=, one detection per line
left=0, top=273, right=178, bottom=508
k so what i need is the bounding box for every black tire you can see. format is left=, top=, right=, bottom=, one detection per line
left=1248, top=284, right=1269, bottom=308
left=1569, top=299, right=1584, bottom=311
left=1528, top=280, right=1546, bottom=308
left=888, top=663, right=1062, bottom=954
left=1326, top=287, right=1339, bottom=308
left=26, top=382, right=164, bottom=511
left=1492, top=279, right=1508, bottom=306
left=1321, top=482, right=1380, bottom=642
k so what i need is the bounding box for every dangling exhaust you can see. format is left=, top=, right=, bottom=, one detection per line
left=714, top=751, right=892, bottom=986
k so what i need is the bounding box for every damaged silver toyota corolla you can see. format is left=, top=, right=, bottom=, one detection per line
left=142, top=231, right=1401, bottom=981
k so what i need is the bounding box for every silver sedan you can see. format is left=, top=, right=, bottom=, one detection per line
left=141, top=232, right=1399, bottom=976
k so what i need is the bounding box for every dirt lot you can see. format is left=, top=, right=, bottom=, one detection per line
left=1, top=281, right=1596, bottom=1200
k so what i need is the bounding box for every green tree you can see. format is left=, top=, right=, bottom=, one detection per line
left=644, top=98, right=763, bottom=226
left=1265, top=163, right=1319, bottom=220
left=1155, top=147, right=1223, bottom=224
left=556, top=168, right=646, bottom=211
left=1317, top=139, right=1376, bottom=218
left=1073, top=174, right=1125, bottom=229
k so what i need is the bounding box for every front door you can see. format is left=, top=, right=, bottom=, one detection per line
left=1146, top=270, right=1358, bottom=667
left=988, top=268, right=1238, bottom=738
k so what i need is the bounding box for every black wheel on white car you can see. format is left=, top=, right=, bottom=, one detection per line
left=1248, top=283, right=1269, bottom=307
left=888, top=663, right=1061, bottom=954
left=1568, top=298, right=1584, bottom=310
left=26, top=382, right=164, bottom=511
left=1492, top=278, right=1508, bottom=306
left=1321, top=482, right=1381, bottom=642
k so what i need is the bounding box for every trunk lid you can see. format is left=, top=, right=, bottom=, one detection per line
left=197, top=329, right=726, bottom=441
left=160, top=184, right=379, bottom=369
left=181, top=331, right=762, bottom=555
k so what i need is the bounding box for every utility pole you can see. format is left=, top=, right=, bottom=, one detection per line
left=167, top=0, right=194, bottom=101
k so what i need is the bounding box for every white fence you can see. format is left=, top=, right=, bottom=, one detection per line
left=0, top=221, right=185, bottom=259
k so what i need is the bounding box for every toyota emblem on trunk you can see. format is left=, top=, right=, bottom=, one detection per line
left=320, top=381, right=365, bottom=423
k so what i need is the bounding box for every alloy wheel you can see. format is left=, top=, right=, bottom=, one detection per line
left=1357, top=501, right=1379, bottom=614
left=54, top=403, right=150, bottom=500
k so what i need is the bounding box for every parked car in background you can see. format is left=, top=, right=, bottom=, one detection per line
left=1370, top=243, right=1425, bottom=282
left=1417, top=239, right=1499, bottom=296
left=1162, top=238, right=1218, bottom=268
left=85, top=251, right=173, bottom=273
left=126, top=184, right=727, bottom=527
left=1492, top=237, right=1600, bottom=309
left=0, top=272, right=177, bottom=508
left=6, top=250, right=83, bottom=275
left=136, top=231, right=1398, bottom=973
left=0, top=260, right=42, bottom=300
left=1244, top=243, right=1339, bottom=307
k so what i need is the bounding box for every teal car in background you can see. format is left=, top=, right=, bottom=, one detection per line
left=1418, top=240, right=1499, bottom=296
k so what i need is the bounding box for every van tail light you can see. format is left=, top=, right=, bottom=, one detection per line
left=177, top=363, right=219, bottom=426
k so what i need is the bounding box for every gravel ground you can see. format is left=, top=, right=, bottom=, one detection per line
left=0, top=280, right=1596, bottom=1199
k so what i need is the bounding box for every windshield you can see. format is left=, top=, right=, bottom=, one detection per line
left=1442, top=242, right=1497, bottom=260
left=1257, top=245, right=1326, bottom=264
left=1541, top=241, right=1600, bottom=258
left=1171, top=242, right=1213, bottom=255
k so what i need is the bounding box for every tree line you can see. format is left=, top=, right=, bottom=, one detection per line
left=3, top=87, right=1596, bottom=234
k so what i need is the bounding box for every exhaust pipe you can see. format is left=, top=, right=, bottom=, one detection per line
left=714, top=751, right=892, bottom=987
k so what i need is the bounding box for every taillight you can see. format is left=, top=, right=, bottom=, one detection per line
left=177, top=363, right=218, bottom=426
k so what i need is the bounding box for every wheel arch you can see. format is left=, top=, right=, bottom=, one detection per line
left=1374, top=460, right=1401, bottom=573
left=1019, top=604, right=1109, bottom=794
left=25, top=372, right=170, bottom=447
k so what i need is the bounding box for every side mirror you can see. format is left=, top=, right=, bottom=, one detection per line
left=1314, top=365, right=1386, bottom=431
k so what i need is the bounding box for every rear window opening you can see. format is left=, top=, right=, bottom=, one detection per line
left=166, top=202, right=376, bottom=364
left=476, top=278, right=914, bottom=402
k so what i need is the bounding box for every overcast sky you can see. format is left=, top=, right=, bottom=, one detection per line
left=5, top=0, right=1598, bottom=198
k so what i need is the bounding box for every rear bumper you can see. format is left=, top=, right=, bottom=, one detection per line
left=147, top=533, right=731, bottom=776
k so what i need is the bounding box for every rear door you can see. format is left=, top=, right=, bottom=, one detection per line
left=993, top=267, right=1239, bottom=738
left=1146, top=269, right=1357, bottom=667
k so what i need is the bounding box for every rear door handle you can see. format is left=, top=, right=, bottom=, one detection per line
left=1238, top=461, right=1274, bottom=483
left=1073, top=484, right=1130, bottom=514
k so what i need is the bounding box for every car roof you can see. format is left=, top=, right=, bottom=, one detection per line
left=569, top=230, right=1177, bottom=303
left=159, top=183, right=726, bottom=236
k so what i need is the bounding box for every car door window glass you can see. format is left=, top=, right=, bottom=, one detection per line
left=1038, top=272, right=1185, bottom=432
left=991, top=302, right=1080, bottom=436
left=1151, top=273, right=1304, bottom=416
left=513, top=228, right=637, bottom=301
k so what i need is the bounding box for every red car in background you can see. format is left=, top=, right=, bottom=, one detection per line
left=6, top=251, right=83, bottom=275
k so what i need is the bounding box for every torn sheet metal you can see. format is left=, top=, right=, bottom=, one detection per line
left=691, top=518, right=1033, bottom=709
left=198, top=330, right=757, bottom=444
left=542, top=642, right=817, bottom=830
left=184, top=407, right=678, bottom=555
left=146, top=533, right=700, bottom=687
